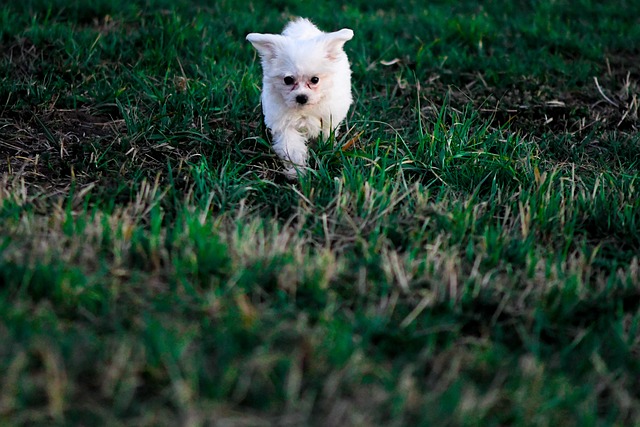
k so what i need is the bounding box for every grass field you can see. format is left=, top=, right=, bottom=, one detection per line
left=1, top=0, right=640, bottom=425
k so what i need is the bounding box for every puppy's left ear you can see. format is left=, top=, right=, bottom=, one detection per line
left=322, top=29, right=354, bottom=60
left=246, top=33, right=283, bottom=61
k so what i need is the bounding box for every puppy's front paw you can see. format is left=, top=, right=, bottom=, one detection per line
left=283, top=167, right=298, bottom=181
left=272, top=130, right=308, bottom=181
left=283, top=166, right=306, bottom=181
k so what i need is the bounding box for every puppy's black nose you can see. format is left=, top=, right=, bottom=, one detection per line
left=296, top=94, right=308, bottom=105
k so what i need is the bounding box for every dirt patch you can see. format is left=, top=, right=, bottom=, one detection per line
left=0, top=107, right=124, bottom=186
left=414, top=54, right=639, bottom=136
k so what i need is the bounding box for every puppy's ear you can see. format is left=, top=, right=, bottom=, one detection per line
left=322, top=29, right=354, bottom=60
left=246, top=33, right=283, bottom=61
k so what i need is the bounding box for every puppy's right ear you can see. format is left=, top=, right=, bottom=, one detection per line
left=246, top=33, right=283, bottom=61
left=321, top=28, right=354, bottom=61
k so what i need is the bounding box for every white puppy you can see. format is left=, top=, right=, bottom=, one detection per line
left=247, top=18, right=354, bottom=179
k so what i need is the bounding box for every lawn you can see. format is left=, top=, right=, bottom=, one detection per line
left=1, top=0, right=639, bottom=425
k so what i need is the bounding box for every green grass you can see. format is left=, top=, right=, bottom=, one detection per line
left=1, top=0, right=640, bottom=425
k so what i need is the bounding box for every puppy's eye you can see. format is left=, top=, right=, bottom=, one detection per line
left=310, top=76, right=319, bottom=84
left=284, top=76, right=295, bottom=85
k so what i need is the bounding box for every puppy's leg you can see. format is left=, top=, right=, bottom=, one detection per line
left=320, top=116, right=339, bottom=142
left=272, top=129, right=308, bottom=180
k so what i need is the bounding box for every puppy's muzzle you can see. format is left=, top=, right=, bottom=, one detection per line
left=296, top=94, right=308, bottom=105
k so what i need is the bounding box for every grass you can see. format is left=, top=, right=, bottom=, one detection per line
left=1, top=0, right=639, bottom=425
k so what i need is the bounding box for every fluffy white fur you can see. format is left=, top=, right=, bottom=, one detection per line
left=247, top=18, right=354, bottom=179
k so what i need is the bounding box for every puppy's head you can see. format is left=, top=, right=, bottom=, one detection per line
left=247, top=28, right=353, bottom=109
